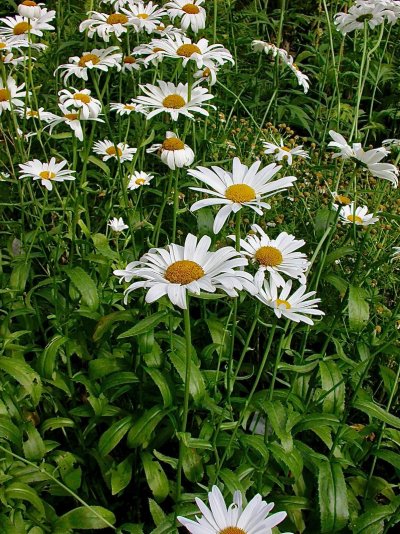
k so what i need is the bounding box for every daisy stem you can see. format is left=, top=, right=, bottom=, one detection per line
left=172, top=170, right=180, bottom=242
left=350, top=21, right=369, bottom=142
left=176, top=294, right=192, bottom=504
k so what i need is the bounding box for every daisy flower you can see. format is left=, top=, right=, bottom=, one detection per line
left=165, top=0, right=206, bottom=33
left=110, top=100, right=145, bottom=116
left=93, top=139, right=137, bottom=162
left=328, top=130, right=355, bottom=159
left=108, top=217, right=129, bottom=232
left=46, top=104, right=103, bottom=142
left=177, top=485, right=289, bottom=534
left=331, top=191, right=352, bottom=206
left=58, top=88, right=102, bottom=120
left=56, top=47, right=122, bottom=84
left=79, top=11, right=129, bottom=42
left=127, top=171, right=155, bottom=190
left=189, top=157, right=297, bottom=234
left=230, top=224, right=309, bottom=289
left=18, top=1, right=45, bottom=19
left=0, top=76, right=28, bottom=114
left=334, top=2, right=398, bottom=34
left=0, top=11, right=55, bottom=42
left=193, top=64, right=219, bottom=86
left=120, top=1, right=167, bottom=34
left=256, top=279, right=324, bottom=325
left=121, top=54, right=142, bottom=72
left=16, top=106, right=54, bottom=122
left=133, top=42, right=166, bottom=65
left=383, top=138, right=400, bottom=147
left=0, top=51, right=28, bottom=65
left=263, top=138, right=309, bottom=165
left=114, top=234, right=256, bottom=309
left=133, top=80, right=214, bottom=121
left=0, top=34, right=45, bottom=52
left=252, top=40, right=289, bottom=63
left=147, top=131, right=195, bottom=170
left=153, top=22, right=184, bottom=37
left=18, top=158, right=75, bottom=191
left=334, top=202, right=379, bottom=226
left=145, top=35, right=234, bottom=69
left=287, top=58, right=310, bottom=93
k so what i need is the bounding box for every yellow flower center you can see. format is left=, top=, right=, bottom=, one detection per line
left=78, top=53, right=100, bottom=67
left=182, top=4, right=200, bottom=14
left=254, top=246, right=283, bottom=267
left=106, top=13, right=128, bottom=25
left=347, top=214, right=363, bottom=224
left=22, top=1, right=37, bottom=6
left=164, top=260, right=205, bottom=285
left=123, top=56, right=136, bottom=64
left=225, top=184, right=256, bottom=203
left=162, top=137, right=185, bottom=151
left=0, top=88, right=10, bottom=102
left=335, top=194, right=351, bottom=205
left=219, top=528, right=246, bottom=534
left=156, top=24, right=165, bottom=31
left=137, top=13, right=149, bottom=19
left=281, top=146, right=291, bottom=152
left=153, top=47, right=164, bottom=53
left=202, top=67, right=211, bottom=78
left=73, top=93, right=91, bottom=104
left=124, top=104, right=135, bottom=110
left=106, top=146, right=122, bottom=157
left=276, top=299, right=291, bottom=309
left=64, top=113, right=79, bottom=120
left=13, top=21, right=32, bottom=35
left=176, top=43, right=202, bottom=57
left=135, top=178, right=146, bottom=185
left=39, top=171, right=56, bottom=180
left=27, top=110, right=39, bottom=117
left=162, top=94, right=186, bottom=109
left=0, top=43, right=6, bottom=49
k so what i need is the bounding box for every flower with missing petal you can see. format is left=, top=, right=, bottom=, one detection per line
left=56, top=47, right=122, bottom=84
left=263, top=138, right=309, bottom=165
left=16, top=106, right=54, bottom=122
left=334, top=202, right=379, bottom=226
left=189, top=157, right=296, bottom=234
left=46, top=104, right=103, bottom=142
left=166, top=0, right=206, bottom=33
left=121, top=54, right=142, bottom=72
left=110, top=100, right=145, bottom=116
left=108, top=217, right=129, bottom=232
left=58, top=88, right=102, bottom=119
left=133, top=80, right=214, bottom=121
left=147, top=131, right=195, bottom=170
left=0, top=76, right=28, bottom=114
left=177, top=485, right=290, bottom=534
left=18, top=158, right=75, bottom=191
left=114, top=234, right=256, bottom=309
left=230, top=224, right=309, bottom=288
left=127, top=171, right=155, bottom=190
left=93, top=139, right=137, bottom=162
left=79, top=11, right=129, bottom=42
left=256, top=279, right=324, bottom=325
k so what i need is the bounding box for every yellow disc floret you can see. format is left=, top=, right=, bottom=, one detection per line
left=106, top=146, right=123, bottom=157
left=106, top=13, right=128, bottom=25
left=162, top=94, right=186, bottom=109
left=182, top=4, right=200, bottom=14
left=219, top=528, right=247, bottom=534
left=276, top=299, right=291, bottom=309
left=137, top=13, right=149, bottom=19
left=162, top=137, right=185, bottom=151
left=64, top=113, right=79, bottom=120
left=225, top=184, right=256, bottom=203
left=13, top=21, right=32, bottom=35
left=335, top=194, right=351, bottom=205
left=123, top=56, right=136, bottom=64
left=0, top=88, right=10, bottom=102
left=78, top=53, right=100, bottom=67
left=73, top=93, right=91, bottom=104
left=22, top=1, right=38, bottom=6
left=176, top=44, right=202, bottom=57
left=347, top=214, right=363, bottom=224
left=164, top=260, right=204, bottom=285
left=254, top=246, right=283, bottom=267
left=39, top=171, right=56, bottom=180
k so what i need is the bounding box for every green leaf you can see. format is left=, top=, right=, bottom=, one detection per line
left=148, top=498, right=166, bottom=527
left=127, top=406, right=165, bottom=448
left=141, top=453, right=169, bottom=503
left=93, top=310, right=135, bottom=342
left=318, top=460, right=349, bottom=532
left=0, top=415, right=22, bottom=445
left=319, top=361, right=345, bottom=415
left=23, top=424, right=46, bottom=461
left=118, top=311, right=168, bottom=339
left=41, top=418, right=75, bottom=433
left=348, top=285, right=369, bottom=331
left=354, top=399, right=400, bottom=429
left=111, top=455, right=134, bottom=495
left=0, top=357, right=42, bottom=405
left=373, top=449, right=400, bottom=471
left=10, top=261, right=31, bottom=291
left=262, top=400, right=294, bottom=452
left=5, top=483, right=45, bottom=516
left=144, top=367, right=173, bottom=407
left=168, top=350, right=206, bottom=403
left=53, top=506, right=116, bottom=530
left=182, top=446, right=203, bottom=482
left=37, top=334, right=69, bottom=379
left=352, top=500, right=400, bottom=533
left=325, top=246, right=354, bottom=266
left=92, top=233, right=118, bottom=260
left=65, top=267, right=99, bottom=311
left=87, top=155, right=110, bottom=175
left=99, top=416, right=134, bottom=456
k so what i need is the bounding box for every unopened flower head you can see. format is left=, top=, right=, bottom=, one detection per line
left=263, top=138, right=309, bottom=165
left=56, top=47, right=122, bottom=84
left=257, top=279, right=324, bottom=325
left=177, top=485, right=290, bottom=534
left=165, top=0, right=206, bottom=33
left=147, top=131, right=195, bottom=170
left=93, top=139, right=137, bottom=162
left=114, top=234, right=256, bottom=309
left=127, top=171, right=155, bottom=190
left=18, top=158, right=75, bottom=191
left=230, top=224, right=309, bottom=288
left=18, top=1, right=46, bottom=19
left=189, top=157, right=297, bottom=234
left=133, top=80, right=214, bottom=121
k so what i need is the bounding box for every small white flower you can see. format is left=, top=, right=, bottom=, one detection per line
left=18, top=158, right=75, bottom=191
left=79, top=11, right=129, bottom=42
left=0, top=11, right=55, bottom=42
left=152, top=22, right=184, bottom=37
left=114, top=234, right=256, bottom=309
left=230, top=224, right=309, bottom=288
left=147, top=131, right=195, bottom=170
left=127, top=171, right=155, bottom=190
left=331, top=191, right=352, bottom=206
left=256, top=279, right=324, bottom=325
left=56, top=47, right=122, bottom=84
left=108, top=217, right=129, bottom=232
left=133, top=42, right=166, bottom=65
left=120, top=1, right=167, bottom=34
left=46, top=104, right=103, bottom=142
left=177, top=485, right=289, bottom=534
left=334, top=2, right=399, bottom=35
left=93, top=139, right=137, bottom=162
left=0, top=76, right=28, bottom=114
left=383, top=138, right=400, bottom=147
left=263, top=138, right=309, bottom=165
left=193, top=64, right=219, bottom=86
left=189, top=157, right=297, bottom=234
left=58, top=88, right=102, bottom=119
left=110, top=100, right=145, bottom=116
left=121, top=54, right=142, bottom=72
left=165, top=0, right=206, bottom=33
left=18, top=1, right=46, bottom=19
left=287, top=56, right=310, bottom=93
left=334, top=202, right=379, bottom=226
left=133, top=80, right=214, bottom=121
left=16, top=106, right=54, bottom=122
